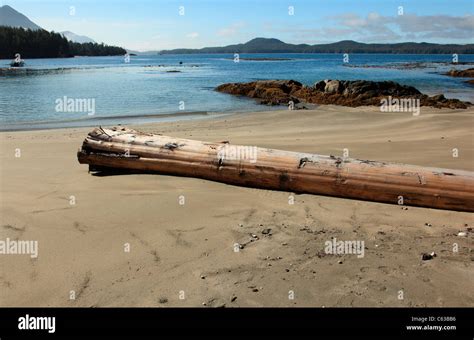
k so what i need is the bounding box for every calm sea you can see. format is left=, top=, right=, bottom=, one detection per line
left=1, top=53, right=473, bottom=130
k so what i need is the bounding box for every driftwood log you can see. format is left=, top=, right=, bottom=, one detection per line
left=77, top=127, right=474, bottom=212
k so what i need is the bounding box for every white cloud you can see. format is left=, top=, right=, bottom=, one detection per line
left=186, top=32, right=199, bottom=38
left=333, top=13, right=474, bottom=42
left=263, top=13, right=474, bottom=44
left=217, top=22, right=245, bottom=37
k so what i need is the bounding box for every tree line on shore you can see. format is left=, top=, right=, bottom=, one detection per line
left=0, top=26, right=126, bottom=59
left=161, top=37, right=474, bottom=54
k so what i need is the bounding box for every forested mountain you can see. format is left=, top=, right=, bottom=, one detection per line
left=160, top=37, right=474, bottom=54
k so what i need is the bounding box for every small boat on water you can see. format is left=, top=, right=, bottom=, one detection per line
left=10, top=55, right=25, bottom=67
left=10, top=60, right=25, bottom=67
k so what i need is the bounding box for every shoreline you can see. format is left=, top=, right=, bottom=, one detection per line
left=0, top=106, right=286, bottom=132
left=0, top=110, right=226, bottom=132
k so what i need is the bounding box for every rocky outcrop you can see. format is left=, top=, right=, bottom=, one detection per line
left=216, top=80, right=302, bottom=105
left=444, top=68, right=474, bottom=77
left=444, top=68, right=474, bottom=86
left=215, top=79, right=471, bottom=109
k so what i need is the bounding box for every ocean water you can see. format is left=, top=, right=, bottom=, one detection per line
left=0, top=53, right=473, bottom=130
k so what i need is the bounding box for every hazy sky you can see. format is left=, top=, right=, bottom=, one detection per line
left=3, top=0, right=474, bottom=51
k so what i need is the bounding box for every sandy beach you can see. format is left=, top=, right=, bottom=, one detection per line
left=1, top=105, right=473, bottom=307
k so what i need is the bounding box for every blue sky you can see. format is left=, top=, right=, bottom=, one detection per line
left=3, top=0, right=474, bottom=51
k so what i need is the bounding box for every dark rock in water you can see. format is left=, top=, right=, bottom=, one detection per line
left=444, top=68, right=474, bottom=78
left=215, top=79, right=471, bottom=109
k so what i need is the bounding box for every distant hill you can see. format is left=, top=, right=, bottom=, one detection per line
left=0, top=5, right=42, bottom=30
left=60, top=31, right=96, bottom=44
left=160, top=37, right=474, bottom=54
left=125, top=49, right=142, bottom=55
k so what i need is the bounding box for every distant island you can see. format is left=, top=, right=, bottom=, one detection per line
left=160, top=37, right=474, bottom=54
left=0, top=26, right=127, bottom=59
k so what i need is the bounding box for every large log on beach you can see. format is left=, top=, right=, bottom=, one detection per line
left=77, top=127, right=474, bottom=212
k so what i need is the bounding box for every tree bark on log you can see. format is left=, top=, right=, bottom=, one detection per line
left=77, top=126, right=474, bottom=212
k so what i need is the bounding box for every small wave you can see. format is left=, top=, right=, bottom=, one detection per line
left=0, top=111, right=213, bottom=131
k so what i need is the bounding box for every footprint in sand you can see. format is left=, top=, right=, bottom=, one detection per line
left=73, top=222, right=88, bottom=234
left=1, top=224, right=26, bottom=238
left=73, top=271, right=92, bottom=302
left=129, top=232, right=161, bottom=263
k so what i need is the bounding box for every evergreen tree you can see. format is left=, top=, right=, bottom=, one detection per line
left=0, top=26, right=126, bottom=59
